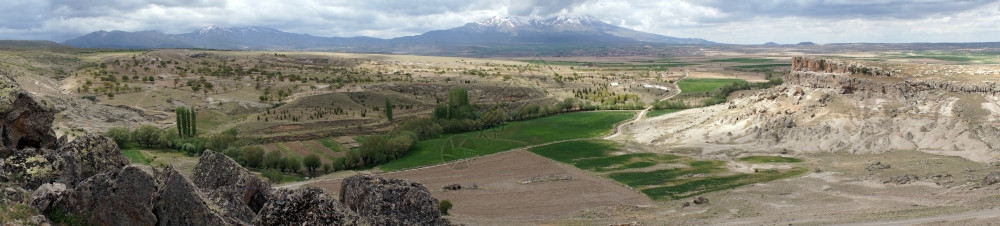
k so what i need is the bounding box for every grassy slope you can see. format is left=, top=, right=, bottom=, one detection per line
left=529, top=140, right=806, bottom=200
left=378, top=111, right=635, bottom=171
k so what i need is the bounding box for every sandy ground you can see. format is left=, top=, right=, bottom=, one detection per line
left=301, top=150, right=653, bottom=225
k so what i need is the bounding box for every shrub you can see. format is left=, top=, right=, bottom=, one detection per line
left=222, top=147, right=243, bottom=164
left=303, top=154, right=321, bottom=173
left=104, top=127, right=131, bottom=147
left=261, top=169, right=283, bottom=183
left=264, top=151, right=282, bottom=169
left=242, top=146, right=265, bottom=168
left=286, top=157, right=302, bottom=174
left=439, top=200, right=453, bottom=215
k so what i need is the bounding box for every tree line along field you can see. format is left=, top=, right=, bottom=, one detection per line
left=528, top=140, right=808, bottom=200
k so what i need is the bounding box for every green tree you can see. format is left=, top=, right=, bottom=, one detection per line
left=264, top=151, right=282, bottom=169
left=222, top=147, right=243, bottom=164
left=190, top=108, right=197, bottom=136
left=322, top=163, right=331, bottom=173
left=303, top=154, right=321, bottom=173
left=104, top=127, right=131, bottom=147
left=439, top=200, right=453, bottom=215
left=262, top=169, right=282, bottom=183
left=132, top=124, right=162, bottom=147
left=286, top=157, right=302, bottom=174
left=175, top=107, right=198, bottom=138
left=384, top=99, right=393, bottom=121
left=278, top=157, right=289, bottom=172
left=242, top=146, right=265, bottom=168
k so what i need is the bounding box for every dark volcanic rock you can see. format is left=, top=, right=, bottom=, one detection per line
left=192, top=151, right=271, bottom=223
left=155, top=165, right=231, bottom=226
left=867, top=162, right=891, bottom=171
left=0, top=71, right=57, bottom=150
left=54, top=133, right=130, bottom=186
left=984, top=172, right=1000, bottom=185
left=340, top=175, right=448, bottom=226
left=885, top=174, right=919, bottom=185
left=693, top=196, right=709, bottom=205
left=0, top=147, right=61, bottom=188
left=66, top=164, right=160, bottom=225
left=28, top=182, right=69, bottom=214
left=253, top=188, right=365, bottom=226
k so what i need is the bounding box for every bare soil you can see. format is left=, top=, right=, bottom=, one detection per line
left=302, top=150, right=653, bottom=225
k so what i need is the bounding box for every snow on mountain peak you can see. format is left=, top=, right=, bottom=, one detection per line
left=474, top=16, right=528, bottom=31
left=199, top=25, right=226, bottom=34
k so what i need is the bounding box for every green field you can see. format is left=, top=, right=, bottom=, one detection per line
left=738, top=156, right=803, bottom=163
left=122, top=149, right=151, bottom=164
left=317, top=138, right=344, bottom=152
left=522, top=60, right=694, bottom=71
left=676, top=78, right=747, bottom=93
left=708, top=58, right=775, bottom=63
left=646, top=109, right=681, bottom=118
left=528, top=140, right=806, bottom=200
left=378, top=111, right=635, bottom=171
left=731, top=63, right=789, bottom=69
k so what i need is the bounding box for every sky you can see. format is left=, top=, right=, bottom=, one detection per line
left=2, top=0, right=1000, bottom=44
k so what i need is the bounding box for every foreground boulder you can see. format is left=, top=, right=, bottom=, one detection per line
left=28, top=182, right=69, bottom=214
left=155, top=165, right=232, bottom=226
left=53, top=134, right=130, bottom=187
left=193, top=151, right=272, bottom=223
left=341, top=175, right=449, bottom=226
left=46, top=165, right=161, bottom=225
left=253, top=188, right=365, bottom=225
left=0, top=71, right=57, bottom=150
left=0, top=147, right=61, bottom=188
left=70, top=164, right=160, bottom=225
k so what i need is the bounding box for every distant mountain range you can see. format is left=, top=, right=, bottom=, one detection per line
left=62, top=15, right=713, bottom=51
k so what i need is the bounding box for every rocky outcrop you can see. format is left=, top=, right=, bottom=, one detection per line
left=253, top=188, right=365, bottom=225
left=984, top=172, right=1000, bottom=185
left=885, top=174, right=919, bottom=185
left=0, top=147, right=61, bottom=188
left=788, top=57, right=1000, bottom=97
left=193, top=151, right=272, bottom=223
left=341, top=175, right=449, bottom=226
left=53, top=133, right=130, bottom=187
left=1, top=133, right=127, bottom=189
left=0, top=71, right=57, bottom=150
left=28, top=182, right=69, bottom=214
left=62, top=164, right=160, bottom=225
left=792, top=57, right=893, bottom=77
left=155, top=165, right=232, bottom=226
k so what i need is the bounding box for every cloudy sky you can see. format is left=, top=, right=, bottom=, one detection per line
left=2, top=0, right=999, bottom=44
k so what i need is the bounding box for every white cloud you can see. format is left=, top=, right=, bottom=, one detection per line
left=0, top=0, right=998, bottom=44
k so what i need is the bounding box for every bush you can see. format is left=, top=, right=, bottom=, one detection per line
left=303, top=154, right=321, bottom=173
left=264, top=151, right=282, bottom=169
left=439, top=200, right=452, bottom=215
left=46, top=207, right=86, bottom=226
left=105, top=127, right=131, bottom=147
left=286, top=157, right=302, bottom=174
left=261, top=169, right=283, bottom=183
left=222, top=147, right=243, bottom=164
left=133, top=124, right=163, bottom=147
left=242, top=146, right=265, bottom=168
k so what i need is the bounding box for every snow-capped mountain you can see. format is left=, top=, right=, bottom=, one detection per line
left=398, top=15, right=712, bottom=45
left=62, top=15, right=713, bottom=51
